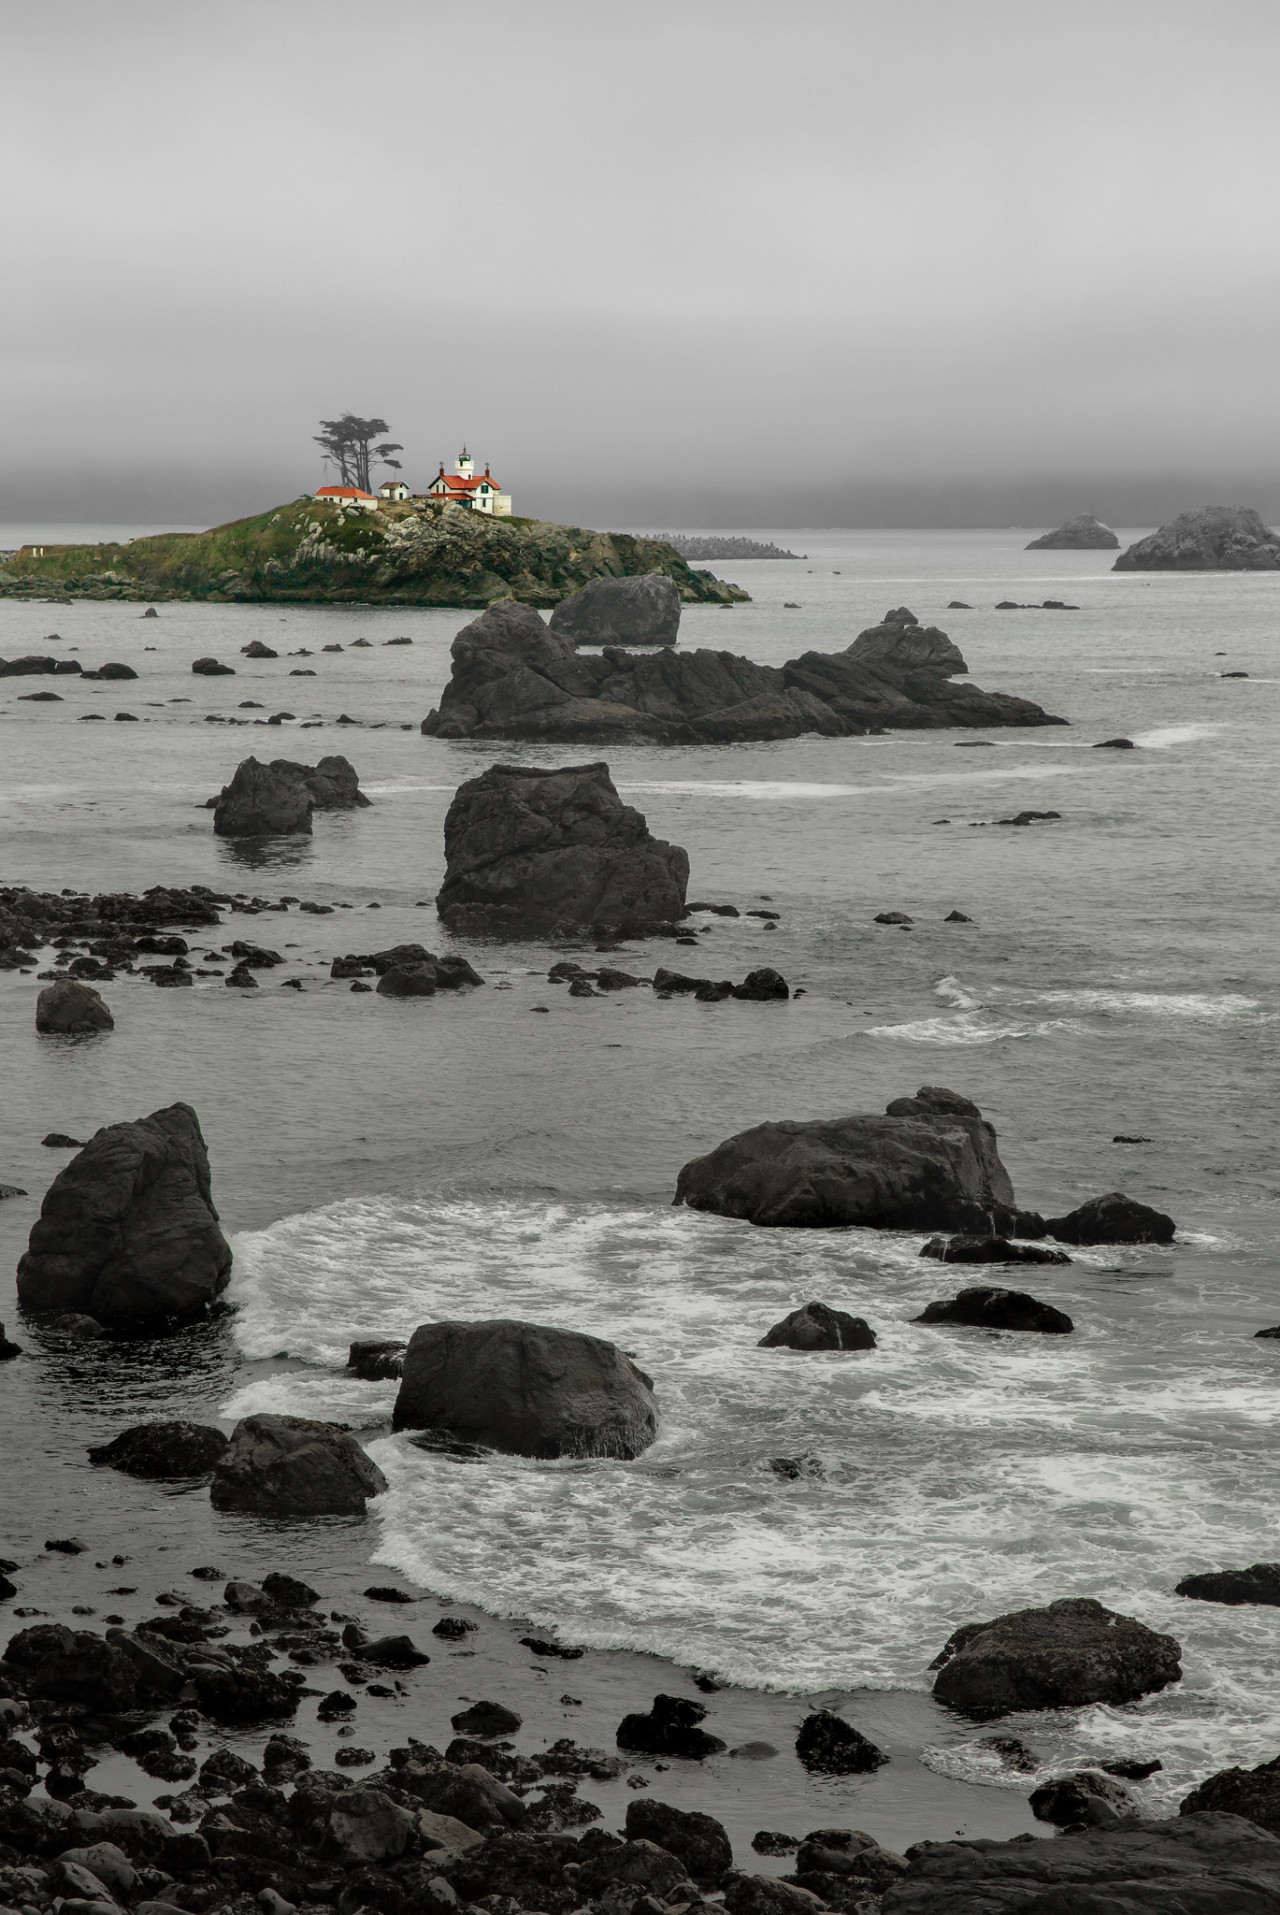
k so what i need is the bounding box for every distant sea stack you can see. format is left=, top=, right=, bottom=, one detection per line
left=1026, top=514, right=1119, bottom=551
left=1114, top=506, right=1280, bottom=571
left=655, top=535, right=807, bottom=561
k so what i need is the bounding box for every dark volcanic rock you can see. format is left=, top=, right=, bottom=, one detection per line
left=913, top=1286, right=1074, bottom=1334
left=675, top=1085, right=1041, bottom=1233
left=35, top=979, right=114, bottom=1034
left=1026, top=514, right=1120, bottom=550
left=1176, top=1563, right=1280, bottom=1606
left=732, top=967, right=789, bottom=1000
left=845, top=606, right=967, bottom=673
left=210, top=1413, right=388, bottom=1515
left=795, top=1711, right=888, bottom=1776
left=192, top=1664, right=301, bottom=1725
left=1115, top=505, right=1280, bottom=571
left=920, top=1234, right=1070, bottom=1265
left=624, top=1799, right=732, bottom=1881
left=420, top=597, right=1065, bottom=743
left=16, top=1102, right=232, bottom=1320
left=723, top=1878, right=827, bottom=1915
left=1030, top=1769, right=1138, bottom=1828
left=0, top=1322, right=21, bottom=1359
left=930, top=1596, right=1182, bottom=1717
left=393, top=1318, right=658, bottom=1459
left=3, top=1624, right=139, bottom=1711
left=88, top=1421, right=229, bottom=1477
left=1046, top=1191, right=1176, bottom=1244
left=758, top=1302, right=876, bottom=1351
left=279, top=754, right=371, bottom=810
left=435, top=760, right=688, bottom=936
left=451, top=1701, right=521, bottom=1736
left=880, top=1812, right=1280, bottom=1913
left=548, top=575, right=682, bottom=646
left=213, top=759, right=313, bottom=836
left=192, top=656, right=235, bottom=675
left=348, top=1339, right=406, bottom=1380
left=1181, top=1755, right=1280, bottom=1834
left=376, top=965, right=437, bottom=997
left=616, top=1694, right=727, bottom=1760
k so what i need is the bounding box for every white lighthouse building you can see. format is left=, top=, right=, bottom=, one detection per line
left=422, top=448, right=512, bottom=515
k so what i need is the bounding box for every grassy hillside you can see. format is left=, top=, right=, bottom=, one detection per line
left=0, top=497, right=748, bottom=608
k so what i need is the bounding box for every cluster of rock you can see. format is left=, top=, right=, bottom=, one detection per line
left=211, top=756, right=370, bottom=837
left=420, top=602, right=1065, bottom=744
left=1114, top=505, right=1280, bottom=571
left=331, top=944, right=484, bottom=997
left=1025, top=514, right=1120, bottom=550
left=0, top=884, right=222, bottom=974
left=0, top=654, right=137, bottom=678
left=546, top=960, right=790, bottom=1002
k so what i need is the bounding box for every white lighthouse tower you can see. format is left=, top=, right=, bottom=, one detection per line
left=455, top=447, right=474, bottom=478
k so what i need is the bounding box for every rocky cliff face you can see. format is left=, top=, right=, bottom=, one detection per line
left=0, top=499, right=748, bottom=608
left=1114, top=505, right=1280, bottom=570
left=1026, top=514, right=1120, bottom=550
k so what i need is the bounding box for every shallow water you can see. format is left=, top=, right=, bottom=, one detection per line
left=2, top=527, right=1279, bottom=1834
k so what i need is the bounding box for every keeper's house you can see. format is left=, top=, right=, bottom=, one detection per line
left=421, top=449, right=512, bottom=516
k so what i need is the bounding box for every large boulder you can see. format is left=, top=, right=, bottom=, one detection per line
left=845, top=607, right=967, bottom=674
left=393, top=1319, right=658, bottom=1459
left=435, top=760, right=689, bottom=936
left=1115, top=505, right=1280, bottom=571
left=880, top=1813, right=1280, bottom=1913
left=1046, top=1191, right=1175, bottom=1244
left=623, top=1799, right=732, bottom=1882
left=213, top=758, right=312, bottom=836
left=1182, top=1755, right=1280, bottom=1834
left=674, top=1086, right=1042, bottom=1233
left=3, top=1625, right=139, bottom=1712
left=88, top=1421, right=229, bottom=1477
left=758, top=1302, right=876, bottom=1350
left=210, top=1413, right=387, bottom=1515
left=913, top=1287, right=1073, bottom=1334
left=1176, top=1563, right=1280, bottom=1606
left=930, top=1596, right=1182, bottom=1717
left=549, top=575, right=682, bottom=646
left=1029, top=1769, right=1138, bottom=1829
left=1026, top=514, right=1120, bottom=550
left=35, top=979, right=114, bottom=1034
left=795, top=1710, right=887, bottom=1775
left=16, top=1103, right=232, bottom=1321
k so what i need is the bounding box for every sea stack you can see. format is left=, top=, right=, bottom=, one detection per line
left=1026, top=514, right=1120, bottom=550
left=1114, top=506, right=1280, bottom=570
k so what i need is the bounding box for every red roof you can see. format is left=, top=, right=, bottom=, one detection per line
left=315, top=485, right=376, bottom=499
left=428, top=473, right=498, bottom=492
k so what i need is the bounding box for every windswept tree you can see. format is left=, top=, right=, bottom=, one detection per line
left=314, top=413, right=404, bottom=492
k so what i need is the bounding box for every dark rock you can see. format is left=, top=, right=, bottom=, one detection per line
left=3, top=1625, right=138, bottom=1711
left=329, top=1787, right=416, bottom=1863
left=192, top=658, right=234, bottom=675
left=0, top=1322, right=22, bottom=1359
left=930, top=1596, right=1181, bottom=1716
left=42, top=1133, right=87, bottom=1147
left=1095, top=736, right=1136, bottom=748
left=395, top=1757, right=524, bottom=1829
left=451, top=1702, right=521, bottom=1737
left=1046, top=1190, right=1176, bottom=1243
left=393, top=1318, right=658, bottom=1459
left=795, top=1711, right=887, bottom=1776
left=875, top=910, right=913, bottom=925
left=758, top=1302, right=876, bottom=1351
left=913, top=1286, right=1074, bottom=1334
left=348, top=1340, right=406, bottom=1381
left=35, top=979, right=114, bottom=1035
left=88, top=1423, right=229, bottom=1478
left=1104, top=1758, right=1162, bottom=1779
left=16, top=1103, right=232, bottom=1321
left=1026, top=515, right=1120, bottom=550
left=752, top=1832, right=800, bottom=1855
left=191, top=1665, right=300, bottom=1725
left=376, top=966, right=436, bottom=998
left=433, top=1617, right=477, bottom=1639
left=732, top=967, right=789, bottom=1000
left=549, top=576, right=682, bottom=646
left=435, top=760, right=688, bottom=936
left=210, top=1414, right=386, bottom=1515
left=351, top=1634, right=430, bottom=1669
left=105, top=1627, right=186, bottom=1698
left=519, top=1635, right=583, bottom=1659
left=616, top=1694, right=727, bottom=1760
left=846, top=607, right=967, bottom=673
left=198, top=1748, right=258, bottom=1794
left=1181, top=1755, right=1280, bottom=1834
left=675, top=1085, right=1041, bottom=1233
left=979, top=1735, right=1039, bottom=1772
left=213, top=760, right=312, bottom=837
left=262, top=1571, right=318, bottom=1606
left=1256, top=1326, right=1280, bottom=1340
left=944, top=909, right=972, bottom=921
left=242, top=642, right=278, bottom=659
left=794, top=1828, right=909, bottom=1896
left=1176, top=1563, right=1280, bottom=1606
left=1115, top=505, right=1280, bottom=571
left=623, top=1800, right=731, bottom=1880
left=1030, top=1769, right=1137, bottom=1828
left=365, top=1585, right=414, bottom=1603
left=919, top=1234, right=1071, bottom=1266
left=723, top=1874, right=826, bottom=1915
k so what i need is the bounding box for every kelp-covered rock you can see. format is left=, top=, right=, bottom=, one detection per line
left=1114, top=505, right=1280, bottom=571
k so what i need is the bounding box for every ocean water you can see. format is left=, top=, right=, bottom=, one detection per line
left=3, top=527, right=1280, bottom=1828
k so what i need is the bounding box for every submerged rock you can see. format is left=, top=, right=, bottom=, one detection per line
left=1115, top=505, right=1280, bottom=571
left=549, top=575, right=682, bottom=646
left=1045, top=1191, right=1175, bottom=1243
left=930, top=1596, right=1181, bottom=1717
left=435, top=760, right=688, bottom=937
left=36, top=979, right=114, bottom=1034
left=920, top=1234, right=1070, bottom=1264
left=1175, top=1562, right=1280, bottom=1606
left=88, top=1422, right=229, bottom=1477
left=393, top=1319, right=658, bottom=1459
left=758, top=1302, right=876, bottom=1351
left=1025, top=514, right=1120, bottom=550
left=913, top=1287, right=1074, bottom=1334
left=210, top=1413, right=387, bottom=1515
left=17, top=1103, right=232, bottom=1321
left=675, top=1086, right=1043, bottom=1233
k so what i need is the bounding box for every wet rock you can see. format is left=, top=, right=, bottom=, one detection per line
left=213, top=760, right=312, bottom=837
left=795, top=1711, right=887, bottom=1776
left=624, top=1799, right=732, bottom=1881
left=584, top=1836, right=691, bottom=1895
left=3, top=1625, right=138, bottom=1711
left=616, top=1694, right=726, bottom=1760
left=930, top=1597, right=1182, bottom=1716
left=192, top=657, right=235, bottom=675
left=753, top=1831, right=800, bottom=1854
left=35, top=979, right=114, bottom=1035
left=42, top=1132, right=87, bottom=1147
left=1026, top=515, right=1120, bottom=550
left=1176, top=1562, right=1280, bottom=1606
left=262, top=1571, right=318, bottom=1606
left=675, top=1086, right=1042, bottom=1233
left=875, top=910, right=913, bottom=925
left=198, top=1748, right=258, bottom=1794
left=350, top=1634, right=430, bottom=1670
left=395, top=1757, right=525, bottom=1829
left=105, top=1628, right=186, bottom=1698
left=944, top=909, right=972, bottom=921
left=210, top=1414, right=387, bottom=1516
left=794, top=1828, right=909, bottom=1897
left=348, top=1340, right=406, bottom=1381
left=732, top=967, right=789, bottom=1000
left=1115, top=505, right=1280, bottom=571
left=758, top=1302, right=876, bottom=1351
left=1181, top=1755, right=1280, bottom=1833
left=190, top=1665, right=300, bottom=1725
left=1029, top=1769, right=1138, bottom=1828
left=913, top=1286, right=1074, bottom=1334
left=549, top=575, right=682, bottom=646
left=1103, top=1757, right=1162, bottom=1780
left=393, top=1318, right=658, bottom=1459
left=979, top=1735, right=1039, bottom=1772
left=433, top=1617, right=477, bottom=1640
left=242, top=642, right=278, bottom=659
left=1095, top=736, right=1136, bottom=748
left=330, top=1788, right=416, bottom=1863
left=919, top=1234, right=1070, bottom=1266
left=451, top=1702, right=522, bottom=1737
left=1046, top=1191, right=1176, bottom=1244
left=88, top=1422, right=229, bottom=1477
left=435, top=760, right=689, bottom=937
left=723, top=1875, right=826, bottom=1915
left=16, top=1103, right=231, bottom=1321
left=0, top=1323, right=22, bottom=1359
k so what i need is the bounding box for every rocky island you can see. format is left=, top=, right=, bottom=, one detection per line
left=1025, top=514, right=1119, bottom=550
left=1114, top=505, right=1280, bottom=571
left=421, top=602, right=1066, bottom=743
left=0, top=499, right=747, bottom=609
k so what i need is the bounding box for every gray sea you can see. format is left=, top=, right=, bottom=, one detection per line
left=2, top=526, right=1278, bottom=1850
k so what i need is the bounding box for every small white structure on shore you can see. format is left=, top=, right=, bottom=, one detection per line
left=378, top=479, right=409, bottom=501
left=422, top=448, right=512, bottom=516
left=313, top=484, right=378, bottom=512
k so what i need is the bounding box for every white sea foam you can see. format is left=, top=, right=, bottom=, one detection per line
left=620, top=766, right=1079, bottom=800
left=1025, top=988, right=1262, bottom=1020
left=1129, top=723, right=1221, bottom=748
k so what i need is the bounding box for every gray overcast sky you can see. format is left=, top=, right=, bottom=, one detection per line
left=5, top=0, right=1280, bottom=527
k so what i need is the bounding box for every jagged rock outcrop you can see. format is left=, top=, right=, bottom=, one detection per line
left=212, top=754, right=369, bottom=835
left=1181, top=1756, right=1280, bottom=1834
left=1026, top=514, right=1120, bottom=550
left=674, top=1086, right=1043, bottom=1234
left=929, top=1596, right=1182, bottom=1716
left=421, top=601, right=1065, bottom=744
left=35, top=979, right=114, bottom=1034
left=1114, top=505, right=1280, bottom=570
left=549, top=575, right=682, bottom=646
left=16, top=1103, right=232, bottom=1321
left=393, top=1319, right=658, bottom=1459
left=1176, top=1562, right=1280, bottom=1606
left=210, top=1413, right=387, bottom=1515
left=435, top=760, right=688, bottom=936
